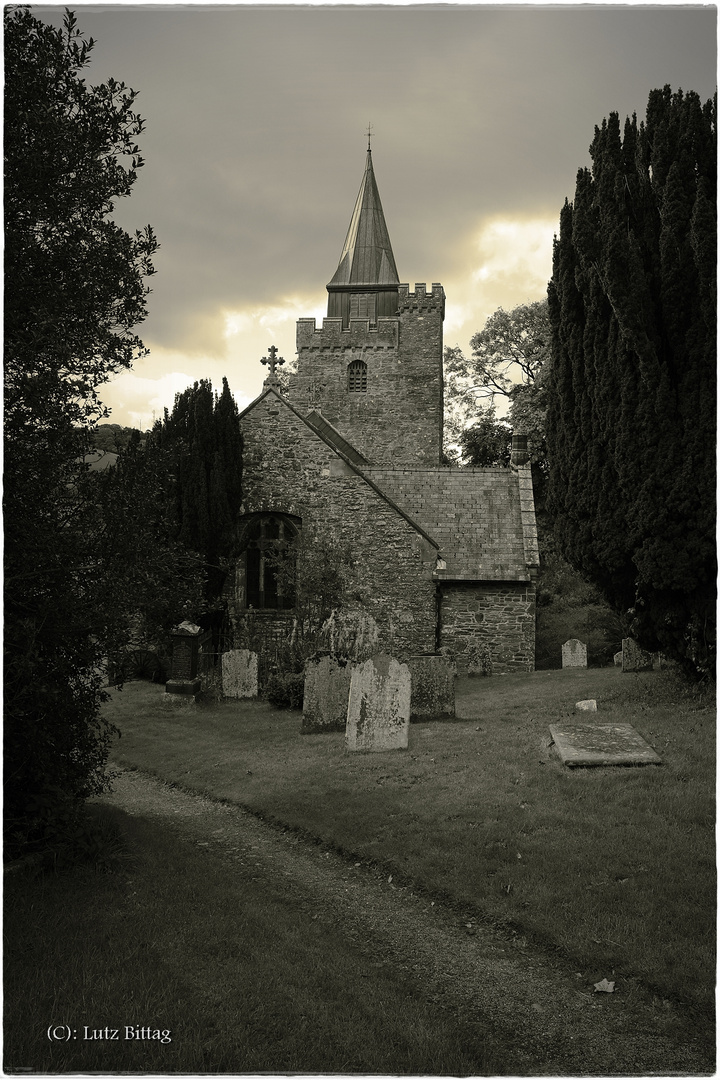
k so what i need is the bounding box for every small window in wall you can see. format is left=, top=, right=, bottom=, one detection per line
left=347, top=359, right=368, bottom=394
left=239, top=513, right=299, bottom=610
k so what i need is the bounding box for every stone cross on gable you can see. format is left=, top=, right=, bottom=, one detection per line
left=261, top=345, right=285, bottom=376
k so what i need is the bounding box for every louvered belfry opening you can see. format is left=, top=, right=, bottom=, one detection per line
left=326, top=149, right=399, bottom=328
left=347, top=359, right=368, bottom=393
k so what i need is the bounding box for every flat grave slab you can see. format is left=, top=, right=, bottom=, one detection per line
left=549, top=722, right=662, bottom=767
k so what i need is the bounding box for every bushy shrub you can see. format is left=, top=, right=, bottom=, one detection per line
left=265, top=672, right=305, bottom=710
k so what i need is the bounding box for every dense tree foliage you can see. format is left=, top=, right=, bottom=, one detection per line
left=149, top=378, right=244, bottom=605
left=468, top=301, right=551, bottom=399
left=546, top=86, right=716, bottom=676
left=444, top=302, right=550, bottom=489
left=4, top=7, right=172, bottom=855
left=89, top=423, right=144, bottom=453
left=457, top=409, right=512, bottom=467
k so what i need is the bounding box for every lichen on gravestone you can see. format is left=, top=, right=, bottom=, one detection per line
left=562, top=638, right=587, bottom=668
left=346, top=654, right=411, bottom=752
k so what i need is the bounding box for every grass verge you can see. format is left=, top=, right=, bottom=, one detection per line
left=4, top=804, right=499, bottom=1075
left=104, top=666, right=715, bottom=1011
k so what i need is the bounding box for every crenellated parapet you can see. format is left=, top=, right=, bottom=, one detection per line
left=293, top=284, right=444, bottom=464
left=397, top=283, right=445, bottom=319
left=297, top=316, right=399, bottom=351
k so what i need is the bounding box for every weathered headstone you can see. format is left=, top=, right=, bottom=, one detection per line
left=221, top=649, right=258, bottom=699
left=302, top=655, right=352, bottom=733
left=549, top=722, right=662, bottom=767
left=575, top=699, right=597, bottom=712
left=166, top=621, right=202, bottom=698
left=408, top=655, right=456, bottom=721
left=621, top=638, right=654, bottom=673
left=562, top=638, right=587, bottom=668
left=613, top=650, right=623, bottom=667
left=346, top=654, right=410, bottom=752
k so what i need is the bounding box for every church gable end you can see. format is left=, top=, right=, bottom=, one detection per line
left=229, top=391, right=439, bottom=657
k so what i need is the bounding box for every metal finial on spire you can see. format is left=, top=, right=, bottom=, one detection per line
left=366, top=121, right=374, bottom=152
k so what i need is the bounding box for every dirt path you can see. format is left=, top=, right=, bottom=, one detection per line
left=100, top=768, right=714, bottom=1076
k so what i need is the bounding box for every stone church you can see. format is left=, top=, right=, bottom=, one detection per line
left=228, top=149, right=539, bottom=673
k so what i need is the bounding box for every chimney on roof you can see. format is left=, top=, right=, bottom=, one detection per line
left=511, top=433, right=530, bottom=467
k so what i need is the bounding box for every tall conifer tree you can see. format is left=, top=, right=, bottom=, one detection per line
left=547, top=87, right=716, bottom=676
left=150, top=378, right=243, bottom=604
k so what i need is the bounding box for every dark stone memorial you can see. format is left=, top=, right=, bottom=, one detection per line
left=166, top=621, right=203, bottom=697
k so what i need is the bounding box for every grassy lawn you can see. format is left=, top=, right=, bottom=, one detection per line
left=104, top=665, right=715, bottom=1011
left=4, top=803, right=497, bottom=1075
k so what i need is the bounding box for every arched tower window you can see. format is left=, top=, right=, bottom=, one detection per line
left=238, top=513, right=299, bottom=610
left=347, top=359, right=368, bottom=394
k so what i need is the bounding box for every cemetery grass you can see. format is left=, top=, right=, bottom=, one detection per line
left=4, top=803, right=497, bottom=1076
left=105, top=667, right=715, bottom=1012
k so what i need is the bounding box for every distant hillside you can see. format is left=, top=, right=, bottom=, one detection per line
left=89, top=424, right=146, bottom=453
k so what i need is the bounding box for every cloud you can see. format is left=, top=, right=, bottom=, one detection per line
left=443, top=215, right=556, bottom=349
left=223, top=294, right=326, bottom=345
left=100, top=366, right=248, bottom=431
left=101, top=294, right=327, bottom=427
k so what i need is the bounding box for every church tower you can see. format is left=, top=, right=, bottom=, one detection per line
left=289, top=149, right=445, bottom=465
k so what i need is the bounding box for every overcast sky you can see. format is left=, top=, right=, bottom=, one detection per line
left=32, top=2, right=717, bottom=428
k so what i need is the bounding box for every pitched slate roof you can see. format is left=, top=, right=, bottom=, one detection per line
left=362, top=465, right=539, bottom=581
left=328, top=150, right=400, bottom=288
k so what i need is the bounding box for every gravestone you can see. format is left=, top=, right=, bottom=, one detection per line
left=302, top=655, right=352, bottom=733
left=576, top=699, right=597, bottom=712
left=166, top=621, right=202, bottom=698
left=408, top=655, right=456, bottom=721
left=346, top=654, right=410, bottom=752
left=222, top=649, right=258, bottom=699
left=621, top=638, right=654, bottom=673
left=562, top=638, right=587, bottom=668
left=614, top=651, right=623, bottom=667
left=549, top=722, right=662, bottom=767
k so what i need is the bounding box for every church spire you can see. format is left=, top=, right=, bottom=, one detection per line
left=326, top=148, right=400, bottom=326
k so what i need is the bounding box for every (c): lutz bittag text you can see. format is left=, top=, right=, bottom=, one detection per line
left=47, top=1025, right=172, bottom=1043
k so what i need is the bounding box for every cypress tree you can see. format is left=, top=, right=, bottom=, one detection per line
left=547, top=87, right=716, bottom=676
left=150, top=378, right=243, bottom=605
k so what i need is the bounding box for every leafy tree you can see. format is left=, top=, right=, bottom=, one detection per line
left=92, top=432, right=205, bottom=655
left=468, top=301, right=551, bottom=399
left=546, top=86, right=716, bottom=677
left=444, top=302, right=550, bottom=484
left=89, top=423, right=144, bottom=453
left=4, top=7, right=162, bottom=854
left=149, top=378, right=243, bottom=606
left=457, top=408, right=512, bottom=467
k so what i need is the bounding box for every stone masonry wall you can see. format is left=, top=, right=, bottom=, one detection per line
left=289, top=284, right=444, bottom=466
left=440, top=582, right=536, bottom=674
left=229, top=391, right=439, bottom=659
